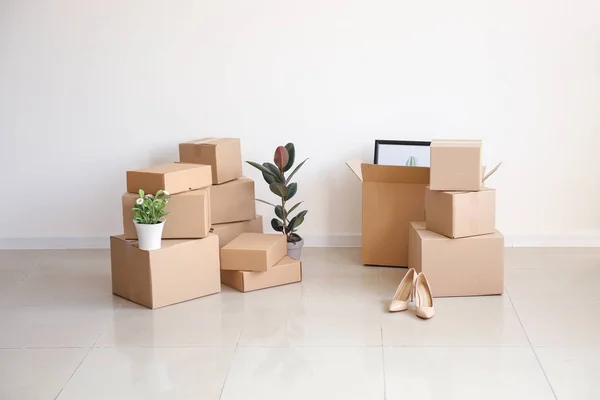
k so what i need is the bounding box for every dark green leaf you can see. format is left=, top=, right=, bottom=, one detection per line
left=283, top=143, right=295, bottom=172
left=275, top=205, right=284, bottom=220
left=246, top=161, right=279, bottom=179
left=291, top=216, right=304, bottom=229
left=287, top=201, right=303, bottom=215
left=269, top=182, right=288, bottom=198
left=285, top=158, right=308, bottom=185
left=263, top=162, right=284, bottom=183
left=262, top=172, right=277, bottom=185
left=289, top=232, right=302, bottom=243
left=270, top=218, right=284, bottom=232
left=288, top=216, right=298, bottom=230
left=255, top=198, right=277, bottom=207
left=295, top=210, right=308, bottom=219
left=285, top=182, right=297, bottom=200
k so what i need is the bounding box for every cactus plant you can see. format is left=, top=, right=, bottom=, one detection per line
left=405, top=156, right=418, bottom=166
left=246, top=143, right=308, bottom=243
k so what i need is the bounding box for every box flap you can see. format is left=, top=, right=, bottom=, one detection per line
left=482, top=161, right=502, bottom=183
left=345, top=159, right=364, bottom=182
left=362, top=164, right=430, bottom=184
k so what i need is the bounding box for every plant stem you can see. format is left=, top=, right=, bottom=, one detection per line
left=281, top=196, right=288, bottom=240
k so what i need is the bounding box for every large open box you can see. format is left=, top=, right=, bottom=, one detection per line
left=346, top=159, right=430, bottom=267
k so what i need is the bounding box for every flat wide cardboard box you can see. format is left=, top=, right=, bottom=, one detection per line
left=221, top=256, right=302, bottom=292
left=179, top=138, right=242, bottom=184
left=408, top=221, right=504, bottom=297
left=122, top=188, right=211, bottom=239
left=346, top=159, right=430, bottom=267
left=210, top=177, right=256, bottom=224
left=425, top=187, right=495, bottom=238
left=220, top=233, right=287, bottom=272
left=110, top=234, right=221, bottom=309
left=126, top=163, right=212, bottom=195
left=211, top=216, right=263, bottom=248
left=430, top=140, right=482, bottom=191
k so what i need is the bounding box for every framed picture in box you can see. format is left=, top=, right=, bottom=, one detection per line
left=374, top=140, right=431, bottom=167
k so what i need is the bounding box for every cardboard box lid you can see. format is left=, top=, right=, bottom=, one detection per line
left=135, top=163, right=205, bottom=174
left=110, top=235, right=211, bottom=250
left=346, top=159, right=430, bottom=184
left=434, top=186, right=495, bottom=196
left=411, top=221, right=503, bottom=241
left=184, top=138, right=238, bottom=147
left=431, top=139, right=482, bottom=148
left=223, top=232, right=285, bottom=250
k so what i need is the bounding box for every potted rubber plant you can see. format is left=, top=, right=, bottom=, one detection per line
left=131, top=189, right=170, bottom=251
left=247, top=143, right=308, bottom=260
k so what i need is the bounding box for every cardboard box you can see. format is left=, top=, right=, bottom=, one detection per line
left=122, top=188, right=211, bottom=240
left=346, top=159, right=430, bottom=267
left=210, top=177, right=256, bottom=224
left=179, top=138, right=242, bottom=184
left=425, top=187, right=495, bottom=239
left=408, top=222, right=504, bottom=297
left=211, top=216, right=264, bottom=248
left=126, top=163, right=212, bottom=195
left=220, top=256, right=302, bottom=292
left=110, top=234, right=221, bottom=309
left=220, top=233, right=287, bottom=272
left=430, top=139, right=482, bottom=191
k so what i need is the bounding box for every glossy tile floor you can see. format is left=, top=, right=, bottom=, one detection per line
left=1, top=247, right=599, bottom=399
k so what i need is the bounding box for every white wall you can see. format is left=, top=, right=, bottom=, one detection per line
left=1, top=0, right=599, bottom=247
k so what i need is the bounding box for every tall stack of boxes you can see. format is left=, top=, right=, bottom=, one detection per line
left=178, top=138, right=263, bottom=247
left=111, top=162, right=221, bottom=309
left=408, top=140, right=504, bottom=297
left=110, top=138, right=302, bottom=309
left=178, top=138, right=302, bottom=293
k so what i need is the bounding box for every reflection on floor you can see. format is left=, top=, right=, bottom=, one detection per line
left=1, top=247, right=599, bottom=399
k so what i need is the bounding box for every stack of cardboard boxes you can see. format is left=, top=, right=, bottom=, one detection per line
left=408, top=140, right=504, bottom=297
left=178, top=138, right=263, bottom=247
left=220, top=233, right=302, bottom=292
left=111, top=162, right=220, bottom=309
left=110, top=138, right=302, bottom=309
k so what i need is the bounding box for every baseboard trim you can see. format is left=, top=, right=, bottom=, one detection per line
left=1, top=233, right=599, bottom=250
left=505, top=233, right=600, bottom=247
left=0, top=237, right=110, bottom=250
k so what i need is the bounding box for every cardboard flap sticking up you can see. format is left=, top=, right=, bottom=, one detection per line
left=482, top=161, right=502, bottom=183
left=361, top=164, right=430, bottom=184
left=345, top=159, right=364, bottom=182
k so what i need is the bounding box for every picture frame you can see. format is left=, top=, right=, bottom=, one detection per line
left=373, top=140, right=431, bottom=167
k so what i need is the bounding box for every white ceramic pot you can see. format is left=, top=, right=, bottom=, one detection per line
left=287, top=239, right=304, bottom=260
left=134, top=220, right=165, bottom=251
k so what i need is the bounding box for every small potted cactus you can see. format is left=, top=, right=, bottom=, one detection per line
left=246, top=143, right=308, bottom=260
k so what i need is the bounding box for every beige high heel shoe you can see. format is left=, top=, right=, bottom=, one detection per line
left=414, top=272, right=435, bottom=319
left=389, top=268, right=416, bottom=312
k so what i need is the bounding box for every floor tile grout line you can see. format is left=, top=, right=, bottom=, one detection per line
left=218, top=346, right=240, bottom=400
left=216, top=327, right=245, bottom=400
left=53, top=346, right=93, bottom=400
left=380, top=311, right=387, bottom=400
left=505, top=287, right=559, bottom=400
